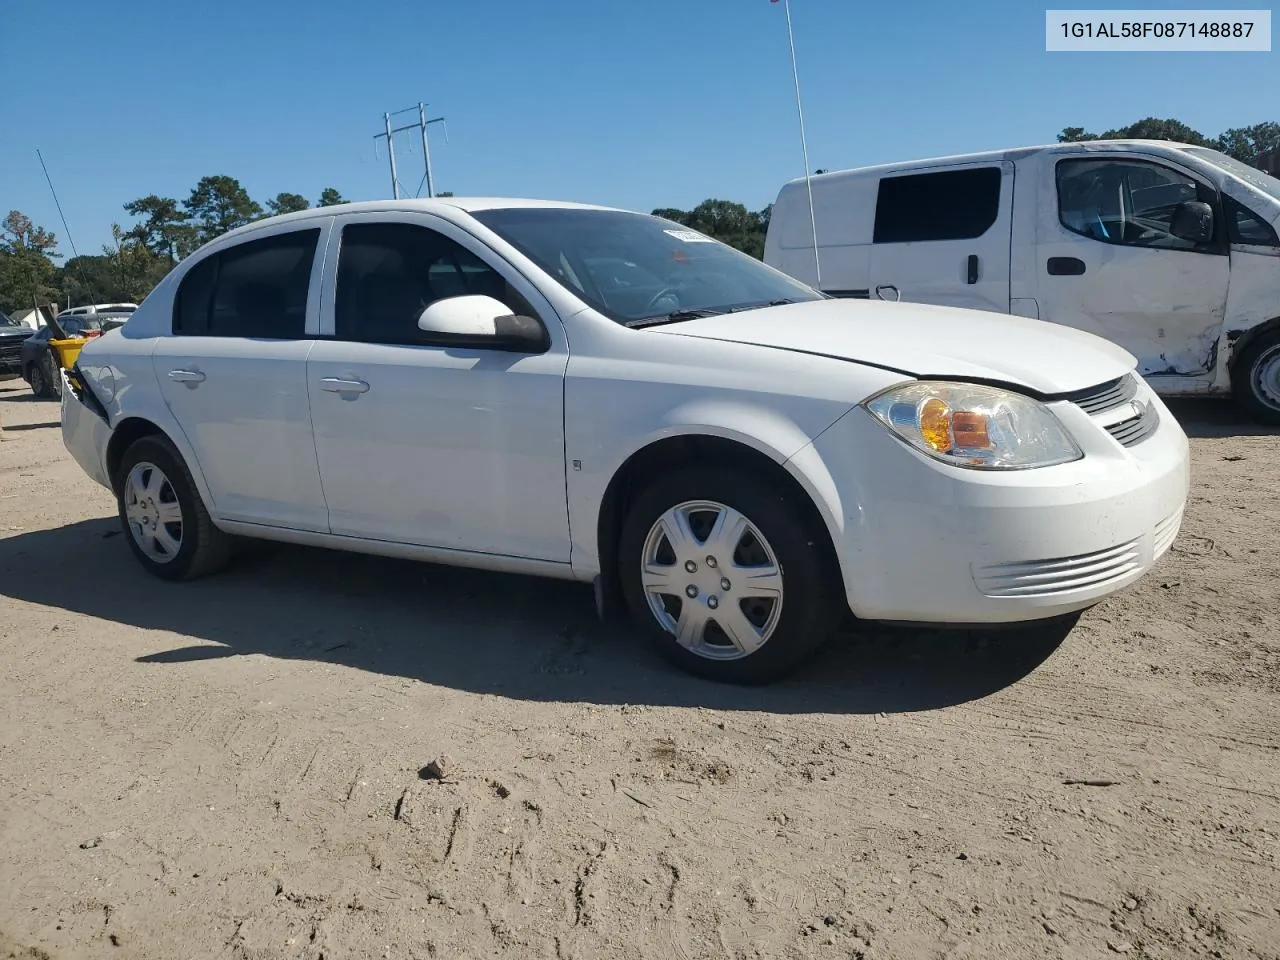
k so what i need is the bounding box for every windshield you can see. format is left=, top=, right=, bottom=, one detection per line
left=0, top=311, right=20, bottom=328
left=1184, top=147, right=1280, bottom=204
left=470, top=208, right=823, bottom=324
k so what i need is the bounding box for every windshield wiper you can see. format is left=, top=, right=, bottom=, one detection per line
left=725, top=298, right=804, bottom=313
left=624, top=308, right=725, bottom=329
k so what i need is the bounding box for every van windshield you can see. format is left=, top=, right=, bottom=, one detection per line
left=470, top=208, right=824, bottom=326
left=1184, top=147, right=1280, bottom=204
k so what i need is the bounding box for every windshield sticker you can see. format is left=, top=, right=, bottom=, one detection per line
left=663, top=229, right=714, bottom=243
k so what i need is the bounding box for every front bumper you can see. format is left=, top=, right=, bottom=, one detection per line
left=808, top=382, right=1190, bottom=624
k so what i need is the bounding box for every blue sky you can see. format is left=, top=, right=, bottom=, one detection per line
left=2, top=0, right=1275, bottom=255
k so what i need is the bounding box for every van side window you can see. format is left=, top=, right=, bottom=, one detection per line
left=872, top=167, right=1002, bottom=244
left=1223, top=195, right=1280, bottom=246
left=171, top=229, right=320, bottom=337
left=1056, top=159, right=1215, bottom=251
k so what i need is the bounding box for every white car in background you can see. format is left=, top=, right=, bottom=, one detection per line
left=61, top=199, right=1190, bottom=683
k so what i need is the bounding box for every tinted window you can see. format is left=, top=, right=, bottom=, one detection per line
left=1056, top=159, right=1216, bottom=251
left=335, top=222, right=532, bottom=344
left=1224, top=196, right=1279, bottom=246
left=872, top=167, right=1002, bottom=244
left=172, top=229, right=319, bottom=337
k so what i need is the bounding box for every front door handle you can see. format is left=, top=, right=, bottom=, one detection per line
left=966, top=254, right=979, bottom=284
left=319, top=377, right=370, bottom=395
left=167, top=369, right=206, bottom=384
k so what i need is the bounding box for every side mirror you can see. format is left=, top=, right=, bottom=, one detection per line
left=415, top=294, right=549, bottom=353
left=1169, top=200, right=1214, bottom=245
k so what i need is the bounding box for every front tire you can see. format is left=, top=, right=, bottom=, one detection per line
left=618, top=466, right=840, bottom=684
left=115, top=435, right=232, bottom=581
left=1232, top=330, right=1280, bottom=426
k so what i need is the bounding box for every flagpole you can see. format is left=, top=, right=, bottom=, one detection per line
left=780, top=0, right=822, bottom=288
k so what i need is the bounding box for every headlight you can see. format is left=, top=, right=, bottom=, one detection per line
left=864, top=381, right=1083, bottom=470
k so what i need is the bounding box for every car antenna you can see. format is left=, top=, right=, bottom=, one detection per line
left=777, top=0, right=822, bottom=289
left=36, top=148, right=98, bottom=311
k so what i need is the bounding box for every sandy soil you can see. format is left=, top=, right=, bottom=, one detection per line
left=1, top=381, right=1277, bottom=960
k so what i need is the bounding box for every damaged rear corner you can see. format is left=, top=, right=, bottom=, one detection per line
left=61, top=362, right=113, bottom=490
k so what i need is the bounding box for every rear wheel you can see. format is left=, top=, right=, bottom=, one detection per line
left=116, top=435, right=233, bottom=581
left=618, top=466, right=840, bottom=684
left=1232, top=330, right=1280, bottom=426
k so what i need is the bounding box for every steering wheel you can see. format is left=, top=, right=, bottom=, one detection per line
left=643, top=287, right=681, bottom=313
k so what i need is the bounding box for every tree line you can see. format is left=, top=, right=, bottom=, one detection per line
left=2, top=116, right=1277, bottom=317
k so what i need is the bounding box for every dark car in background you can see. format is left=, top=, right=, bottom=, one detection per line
left=0, top=311, right=36, bottom=386
left=19, top=315, right=104, bottom=399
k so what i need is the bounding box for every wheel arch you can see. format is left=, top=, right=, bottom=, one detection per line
left=592, top=429, right=847, bottom=621
left=1227, top=315, right=1280, bottom=373
left=105, top=417, right=217, bottom=517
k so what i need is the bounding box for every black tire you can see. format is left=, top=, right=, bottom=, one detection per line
left=618, top=466, right=841, bottom=684
left=27, top=361, right=49, bottom=399
left=114, top=435, right=233, bottom=581
left=1231, top=330, right=1280, bottom=426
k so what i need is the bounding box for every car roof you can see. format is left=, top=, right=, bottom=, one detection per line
left=213, top=197, right=627, bottom=245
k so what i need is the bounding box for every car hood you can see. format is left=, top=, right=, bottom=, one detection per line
left=0, top=327, right=34, bottom=339
left=648, top=298, right=1137, bottom=395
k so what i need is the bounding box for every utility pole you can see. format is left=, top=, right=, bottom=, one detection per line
left=373, top=103, right=448, bottom=199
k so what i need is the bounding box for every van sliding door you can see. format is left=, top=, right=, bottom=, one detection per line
left=867, top=161, right=1014, bottom=314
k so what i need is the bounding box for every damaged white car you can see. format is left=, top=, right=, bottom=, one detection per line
left=62, top=199, right=1189, bottom=683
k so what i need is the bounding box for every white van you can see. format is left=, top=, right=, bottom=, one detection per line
left=764, top=140, right=1280, bottom=423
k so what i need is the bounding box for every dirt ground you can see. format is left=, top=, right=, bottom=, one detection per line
left=0, top=381, right=1277, bottom=960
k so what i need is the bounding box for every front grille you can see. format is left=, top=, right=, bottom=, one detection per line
left=1105, top=405, right=1160, bottom=447
left=973, top=538, right=1142, bottom=597
left=1064, top=374, right=1139, bottom=415
left=0, top=341, right=22, bottom=371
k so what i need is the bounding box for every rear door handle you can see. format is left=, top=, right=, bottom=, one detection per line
left=319, top=377, right=370, bottom=395
left=966, top=254, right=979, bottom=284
left=167, top=369, right=206, bottom=384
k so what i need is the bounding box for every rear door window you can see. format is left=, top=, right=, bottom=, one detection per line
left=171, top=229, right=320, bottom=337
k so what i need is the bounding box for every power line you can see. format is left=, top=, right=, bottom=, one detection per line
left=36, top=148, right=97, bottom=308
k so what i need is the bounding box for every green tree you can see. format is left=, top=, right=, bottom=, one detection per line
left=184, top=175, right=263, bottom=243
left=651, top=200, right=774, bottom=259
left=122, top=194, right=198, bottom=261
left=0, top=211, right=61, bottom=314
left=104, top=225, right=172, bottom=301
left=1058, top=117, right=1213, bottom=146
left=1216, top=122, right=1280, bottom=165
left=266, top=192, right=310, bottom=216
left=317, top=187, right=345, bottom=207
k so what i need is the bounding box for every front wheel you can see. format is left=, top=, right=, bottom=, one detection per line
left=618, top=466, right=840, bottom=684
left=1232, top=331, right=1280, bottom=426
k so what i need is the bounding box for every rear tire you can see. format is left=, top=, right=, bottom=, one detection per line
left=115, top=435, right=233, bottom=581
left=1231, top=330, right=1280, bottom=426
left=618, top=466, right=840, bottom=684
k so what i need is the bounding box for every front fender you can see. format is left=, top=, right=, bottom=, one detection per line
left=567, top=397, right=856, bottom=580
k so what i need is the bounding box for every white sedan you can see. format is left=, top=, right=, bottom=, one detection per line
left=61, top=199, right=1190, bottom=683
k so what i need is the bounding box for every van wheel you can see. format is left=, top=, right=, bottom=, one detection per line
left=618, top=466, right=840, bottom=684
left=1231, top=331, right=1280, bottom=426
left=115, top=435, right=233, bottom=581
